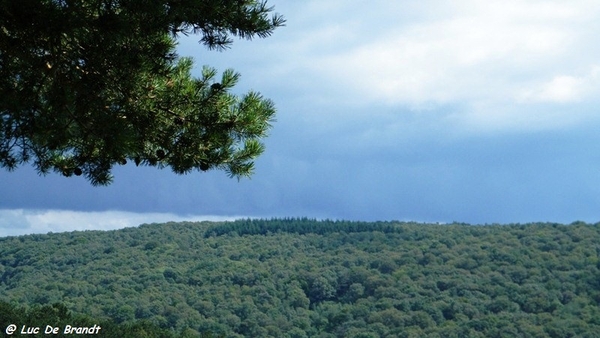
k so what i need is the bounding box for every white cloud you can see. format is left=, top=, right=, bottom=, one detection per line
left=0, top=209, right=245, bottom=237
left=267, top=0, right=600, bottom=131
left=524, top=75, right=584, bottom=103
left=326, top=1, right=591, bottom=100
left=175, top=0, right=600, bottom=133
left=518, top=66, right=600, bottom=103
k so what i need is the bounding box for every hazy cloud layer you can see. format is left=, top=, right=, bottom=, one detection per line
left=0, top=209, right=243, bottom=237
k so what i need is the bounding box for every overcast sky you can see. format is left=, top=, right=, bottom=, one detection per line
left=3, top=0, right=600, bottom=236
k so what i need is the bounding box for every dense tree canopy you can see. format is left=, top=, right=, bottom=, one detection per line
left=0, top=0, right=284, bottom=185
left=2, top=219, right=600, bottom=337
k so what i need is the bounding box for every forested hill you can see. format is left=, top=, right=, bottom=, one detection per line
left=1, top=219, right=600, bottom=337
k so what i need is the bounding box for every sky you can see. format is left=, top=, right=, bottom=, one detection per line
left=3, top=0, right=600, bottom=236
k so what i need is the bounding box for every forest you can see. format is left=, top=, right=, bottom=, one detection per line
left=1, top=219, right=600, bottom=337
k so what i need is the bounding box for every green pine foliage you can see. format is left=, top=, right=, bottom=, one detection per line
left=204, top=218, right=400, bottom=237
left=1, top=219, right=600, bottom=337
left=0, top=0, right=283, bottom=185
